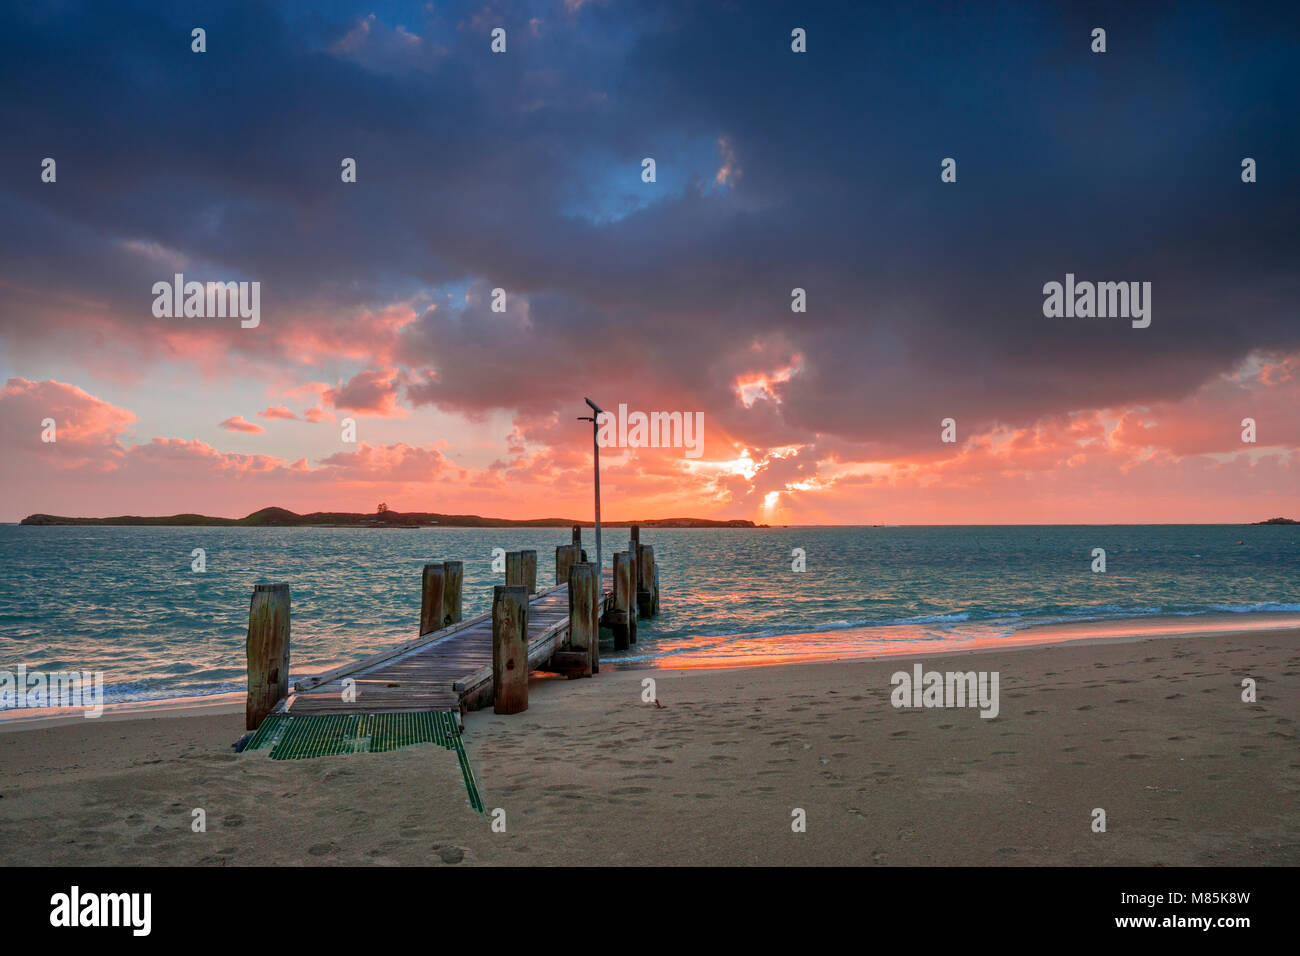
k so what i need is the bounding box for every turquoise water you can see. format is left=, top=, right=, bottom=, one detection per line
left=0, top=525, right=1295, bottom=706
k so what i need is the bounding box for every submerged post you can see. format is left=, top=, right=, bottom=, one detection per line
left=420, top=563, right=446, bottom=635
left=246, top=583, right=290, bottom=731
left=492, top=585, right=529, bottom=714
left=555, top=544, right=579, bottom=585
left=612, top=551, right=634, bottom=651
left=636, top=544, right=656, bottom=618
left=567, top=562, right=598, bottom=678
left=627, top=547, right=638, bottom=644
left=443, top=560, right=463, bottom=625
left=521, top=549, right=538, bottom=594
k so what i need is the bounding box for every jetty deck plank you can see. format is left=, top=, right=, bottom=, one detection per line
left=285, top=573, right=613, bottom=717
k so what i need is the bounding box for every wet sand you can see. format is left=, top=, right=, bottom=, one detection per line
left=0, top=627, right=1296, bottom=865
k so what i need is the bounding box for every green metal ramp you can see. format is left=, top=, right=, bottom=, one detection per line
left=244, top=711, right=483, bottom=812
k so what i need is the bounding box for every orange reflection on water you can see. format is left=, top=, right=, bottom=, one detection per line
left=637, top=612, right=1300, bottom=671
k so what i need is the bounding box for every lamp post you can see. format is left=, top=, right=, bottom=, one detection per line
left=578, top=397, right=604, bottom=575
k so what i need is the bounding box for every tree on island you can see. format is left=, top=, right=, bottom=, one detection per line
left=377, top=503, right=389, bottom=514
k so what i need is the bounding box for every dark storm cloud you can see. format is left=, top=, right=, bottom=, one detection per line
left=1, top=0, right=1296, bottom=453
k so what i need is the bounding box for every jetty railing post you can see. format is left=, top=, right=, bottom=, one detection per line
left=246, top=583, right=290, bottom=731
left=521, top=549, right=538, bottom=595
left=505, top=550, right=523, bottom=588
left=420, top=563, right=447, bottom=636
left=636, top=544, right=656, bottom=619
left=567, top=562, right=597, bottom=678
left=612, top=551, right=633, bottom=651
left=492, top=585, right=529, bottom=714
left=555, top=544, right=579, bottom=586
left=443, top=561, right=463, bottom=625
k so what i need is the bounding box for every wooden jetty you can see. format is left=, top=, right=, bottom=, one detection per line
left=243, top=526, right=661, bottom=737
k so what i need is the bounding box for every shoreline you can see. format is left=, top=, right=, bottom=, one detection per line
left=0, top=624, right=1295, bottom=865
left=3, top=610, right=1295, bottom=731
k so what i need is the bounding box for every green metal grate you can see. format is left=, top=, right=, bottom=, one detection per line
left=244, top=711, right=483, bottom=813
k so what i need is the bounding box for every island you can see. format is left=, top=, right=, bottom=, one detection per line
left=19, top=506, right=762, bottom=529
left=1253, top=517, right=1298, bottom=525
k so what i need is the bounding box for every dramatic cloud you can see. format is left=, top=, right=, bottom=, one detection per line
left=0, top=2, right=1296, bottom=521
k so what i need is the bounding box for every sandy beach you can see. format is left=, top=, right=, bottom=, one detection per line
left=1, top=627, right=1296, bottom=866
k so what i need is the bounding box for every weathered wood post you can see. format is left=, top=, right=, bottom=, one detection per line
left=612, top=551, right=634, bottom=650
left=505, top=550, right=523, bottom=587
left=630, top=524, right=640, bottom=556
left=521, top=549, right=538, bottom=594
left=492, top=585, right=529, bottom=714
left=555, top=544, right=579, bottom=585
left=246, top=583, right=290, bottom=730
left=420, top=563, right=446, bottom=636
left=567, top=562, right=597, bottom=678
left=442, top=560, right=463, bottom=625
left=572, top=525, right=582, bottom=550
left=627, top=547, right=638, bottom=644
left=636, top=544, right=656, bottom=618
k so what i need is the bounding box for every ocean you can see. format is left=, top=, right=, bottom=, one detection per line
left=0, top=524, right=1295, bottom=708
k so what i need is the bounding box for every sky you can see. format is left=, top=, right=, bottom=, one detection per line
left=1, top=0, right=1297, bottom=524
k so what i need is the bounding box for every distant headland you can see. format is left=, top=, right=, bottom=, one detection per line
left=1253, top=517, right=1298, bottom=525
left=19, top=506, right=762, bottom=529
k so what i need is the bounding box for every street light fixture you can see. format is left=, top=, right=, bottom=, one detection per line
left=578, top=397, right=605, bottom=576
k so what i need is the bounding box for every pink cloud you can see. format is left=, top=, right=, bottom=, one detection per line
left=218, top=416, right=265, bottom=434
left=325, top=368, right=406, bottom=417
left=257, top=405, right=297, bottom=420
left=0, top=377, right=136, bottom=471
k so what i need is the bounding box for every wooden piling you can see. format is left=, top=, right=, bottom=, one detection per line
left=572, top=525, right=582, bottom=550
left=612, top=551, right=634, bottom=650
left=505, top=550, right=523, bottom=587
left=492, top=585, right=529, bottom=714
left=630, top=524, right=640, bottom=555
left=442, top=561, right=463, bottom=625
left=420, top=564, right=447, bottom=636
left=565, top=562, right=597, bottom=678
left=521, top=549, right=538, bottom=594
left=627, top=548, right=638, bottom=644
left=636, top=544, right=656, bottom=618
left=555, top=544, right=579, bottom=585
left=246, top=583, right=290, bottom=731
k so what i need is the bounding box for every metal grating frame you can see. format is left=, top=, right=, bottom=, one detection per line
left=244, top=711, right=483, bottom=812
